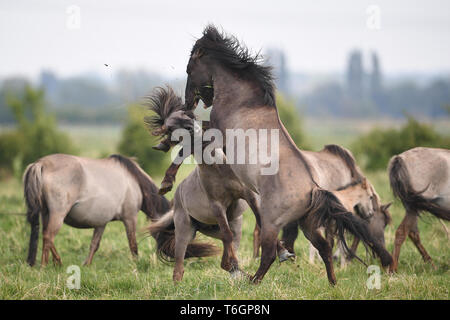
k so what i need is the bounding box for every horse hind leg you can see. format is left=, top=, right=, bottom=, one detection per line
left=211, top=202, right=240, bottom=274
left=41, top=211, right=65, bottom=267
left=390, top=211, right=417, bottom=273
left=173, top=209, right=195, bottom=283
left=408, top=224, right=436, bottom=269
left=83, top=226, right=106, bottom=266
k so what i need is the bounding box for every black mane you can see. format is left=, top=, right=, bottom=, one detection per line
left=109, top=154, right=171, bottom=219
left=192, top=25, right=276, bottom=107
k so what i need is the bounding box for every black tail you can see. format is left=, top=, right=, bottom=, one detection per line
left=308, top=188, right=393, bottom=267
left=389, top=155, right=449, bottom=220
left=147, top=210, right=219, bottom=262
left=23, top=162, right=44, bottom=266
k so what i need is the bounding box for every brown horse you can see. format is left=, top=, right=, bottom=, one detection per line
left=388, top=147, right=450, bottom=272
left=23, top=154, right=171, bottom=266
left=183, top=25, right=392, bottom=284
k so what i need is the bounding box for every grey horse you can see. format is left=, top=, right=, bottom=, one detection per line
left=23, top=154, right=171, bottom=266
left=388, top=147, right=450, bottom=272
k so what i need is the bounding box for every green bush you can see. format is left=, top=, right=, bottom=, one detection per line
left=0, top=86, right=75, bottom=178
left=352, top=117, right=450, bottom=170
left=118, top=104, right=170, bottom=177
left=277, top=93, right=309, bottom=149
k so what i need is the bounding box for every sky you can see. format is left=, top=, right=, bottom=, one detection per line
left=1, top=0, right=449, bottom=80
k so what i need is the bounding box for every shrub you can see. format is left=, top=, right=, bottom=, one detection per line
left=277, top=93, right=309, bottom=149
left=118, top=104, right=170, bottom=177
left=0, top=86, right=75, bottom=178
left=352, top=117, right=450, bottom=170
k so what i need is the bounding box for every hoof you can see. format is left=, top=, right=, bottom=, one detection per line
left=279, top=249, right=295, bottom=263
left=158, top=182, right=173, bottom=195
left=152, top=142, right=171, bottom=153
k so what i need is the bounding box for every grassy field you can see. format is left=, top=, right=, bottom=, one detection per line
left=0, top=121, right=448, bottom=300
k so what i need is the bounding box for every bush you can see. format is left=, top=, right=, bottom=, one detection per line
left=277, top=93, right=309, bottom=149
left=0, top=86, right=75, bottom=178
left=352, top=117, right=450, bottom=170
left=118, top=104, right=170, bottom=177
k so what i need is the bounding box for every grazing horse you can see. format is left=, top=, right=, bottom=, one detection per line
left=388, top=147, right=450, bottom=272
left=146, top=87, right=290, bottom=282
left=307, top=180, right=392, bottom=267
left=23, top=154, right=171, bottom=266
left=183, top=25, right=392, bottom=284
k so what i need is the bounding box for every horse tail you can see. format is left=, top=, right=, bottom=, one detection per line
left=388, top=155, right=449, bottom=220
left=23, top=161, right=45, bottom=266
left=308, top=188, right=393, bottom=267
left=147, top=209, right=219, bottom=262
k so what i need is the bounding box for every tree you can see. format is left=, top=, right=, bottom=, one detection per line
left=276, top=93, right=309, bottom=149
left=118, top=104, right=170, bottom=177
left=0, top=85, right=75, bottom=178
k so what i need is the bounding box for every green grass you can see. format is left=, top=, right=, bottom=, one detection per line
left=0, top=123, right=449, bottom=300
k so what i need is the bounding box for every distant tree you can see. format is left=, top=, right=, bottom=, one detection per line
left=0, top=85, right=75, bottom=178
left=346, top=50, right=364, bottom=100
left=277, top=93, right=309, bottom=149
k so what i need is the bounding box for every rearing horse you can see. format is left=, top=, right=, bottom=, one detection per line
left=183, top=25, right=393, bottom=284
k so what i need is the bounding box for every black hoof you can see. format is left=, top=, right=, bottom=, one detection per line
left=152, top=142, right=171, bottom=153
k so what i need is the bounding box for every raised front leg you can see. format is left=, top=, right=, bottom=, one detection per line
left=159, top=161, right=182, bottom=195
left=84, top=226, right=106, bottom=266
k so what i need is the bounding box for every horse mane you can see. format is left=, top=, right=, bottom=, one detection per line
left=324, top=144, right=362, bottom=181
left=109, top=154, right=171, bottom=219
left=192, top=25, right=276, bottom=107
left=144, top=86, right=195, bottom=136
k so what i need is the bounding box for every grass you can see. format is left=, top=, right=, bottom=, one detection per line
left=0, top=122, right=449, bottom=300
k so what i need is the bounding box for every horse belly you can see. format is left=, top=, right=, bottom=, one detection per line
left=65, top=197, right=120, bottom=228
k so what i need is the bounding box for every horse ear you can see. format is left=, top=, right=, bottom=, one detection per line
left=361, top=177, right=368, bottom=189
left=381, top=202, right=393, bottom=210
left=192, top=48, right=204, bottom=59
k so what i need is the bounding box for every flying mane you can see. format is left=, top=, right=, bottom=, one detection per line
left=192, top=25, right=276, bottom=107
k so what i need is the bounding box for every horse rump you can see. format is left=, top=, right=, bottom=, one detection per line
left=308, top=188, right=393, bottom=267
left=389, top=155, right=449, bottom=221
left=147, top=209, right=219, bottom=262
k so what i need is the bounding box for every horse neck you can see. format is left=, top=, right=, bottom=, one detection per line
left=210, top=64, right=318, bottom=187
left=139, top=176, right=170, bottom=220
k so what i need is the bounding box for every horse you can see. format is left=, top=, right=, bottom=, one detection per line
left=23, top=153, right=171, bottom=267
left=388, top=147, right=450, bottom=272
left=146, top=87, right=291, bottom=282
left=253, top=176, right=392, bottom=265
left=183, top=25, right=392, bottom=284
left=259, top=145, right=392, bottom=261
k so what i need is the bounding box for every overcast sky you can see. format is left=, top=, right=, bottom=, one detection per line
left=1, top=0, right=449, bottom=80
